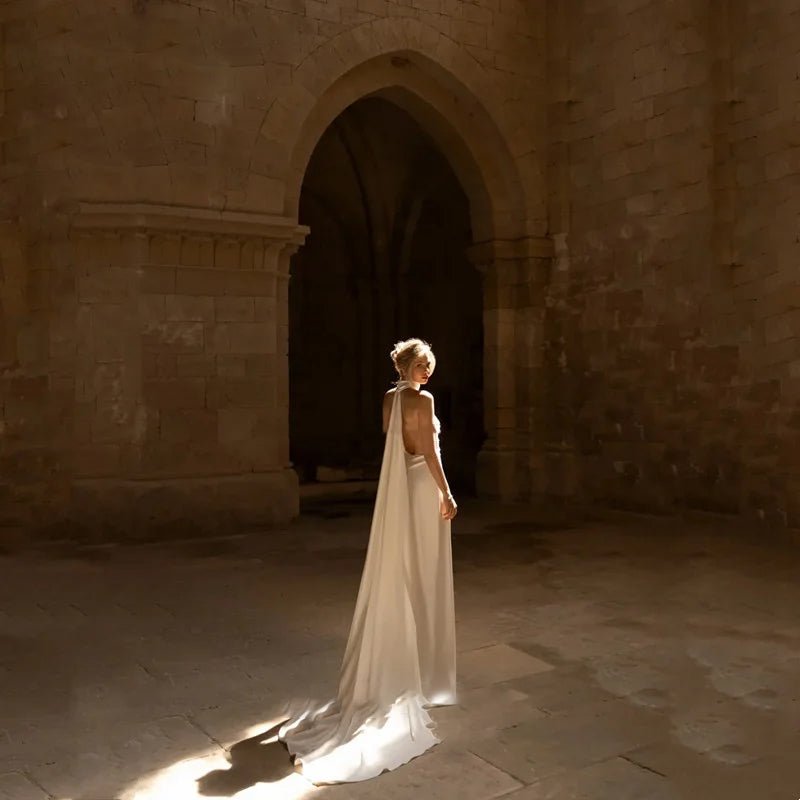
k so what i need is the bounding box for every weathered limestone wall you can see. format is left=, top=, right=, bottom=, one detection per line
left=548, top=1, right=800, bottom=525
left=0, top=0, right=545, bottom=539
left=1, top=0, right=544, bottom=220
left=4, top=0, right=797, bottom=538
left=725, top=3, right=800, bottom=525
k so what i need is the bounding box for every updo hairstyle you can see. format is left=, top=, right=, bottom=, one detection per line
left=390, top=338, right=436, bottom=380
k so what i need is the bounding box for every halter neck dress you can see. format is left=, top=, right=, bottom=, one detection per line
left=279, top=381, right=456, bottom=784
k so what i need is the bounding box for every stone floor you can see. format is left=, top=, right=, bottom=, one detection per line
left=1, top=499, right=799, bottom=800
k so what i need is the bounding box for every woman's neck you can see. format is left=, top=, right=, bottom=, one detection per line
left=397, top=379, right=420, bottom=391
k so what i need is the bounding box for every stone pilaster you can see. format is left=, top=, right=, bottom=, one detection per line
left=62, top=202, right=308, bottom=538
left=468, top=236, right=553, bottom=501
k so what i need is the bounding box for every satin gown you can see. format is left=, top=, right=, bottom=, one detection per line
left=279, top=381, right=457, bottom=784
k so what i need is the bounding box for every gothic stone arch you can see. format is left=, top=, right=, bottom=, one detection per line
left=260, top=20, right=553, bottom=503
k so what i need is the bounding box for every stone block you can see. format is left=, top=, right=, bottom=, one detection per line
left=764, top=311, right=800, bottom=344
left=507, top=756, right=678, bottom=800
left=305, top=0, right=341, bottom=23
left=73, top=444, right=121, bottom=478
left=243, top=174, right=285, bottom=214
left=206, top=378, right=273, bottom=408
left=239, top=239, right=265, bottom=270
left=6, top=374, right=44, bottom=400
left=143, top=378, right=206, bottom=410
left=0, top=772, right=49, bottom=800
left=213, top=239, right=242, bottom=270
left=176, top=353, right=217, bottom=378
left=174, top=268, right=274, bottom=297
left=215, top=296, right=255, bottom=322
left=92, top=402, right=136, bottom=445
left=138, top=294, right=166, bottom=326
left=178, top=236, right=203, bottom=266
left=140, top=267, right=176, bottom=294
left=459, top=643, right=555, bottom=689
left=208, top=322, right=275, bottom=354
left=218, top=407, right=266, bottom=445
left=245, top=354, right=276, bottom=376
left=77, top=267, right=133, bottom=304
left=148, top=235, right=182, bottom=265
left=216, top=355, right=247, bottom=378
left=141, top=321, right=204, bottom=353
left=253, top=296, right=276, bottom=321
left=159, top=409, right=217, bottom=443
left=164, top=294, right=215, bottom=322
left=197, top=238, right=215, bottom=268
left=27, top=269, right=52, bottom=311
left=470, top=701, right=665, bottom=785
left=345, top=747, right=521, bottom=800
left=142, top=351, right=177, bottom=379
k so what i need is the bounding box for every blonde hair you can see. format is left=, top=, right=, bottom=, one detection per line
left=390, top=338, right=436, bottom=379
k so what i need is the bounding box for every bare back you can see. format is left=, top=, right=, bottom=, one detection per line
left=383, top=387, right=437, bottom=457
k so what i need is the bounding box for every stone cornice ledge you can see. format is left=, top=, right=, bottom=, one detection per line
left=71, top=202, right=309, bottom=245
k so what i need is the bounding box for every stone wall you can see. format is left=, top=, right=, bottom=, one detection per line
left=0, top=0, right=546, bottom=539
left=547, top=1, right=800, bottom=525
left=2, top=0, right=798, bottom=539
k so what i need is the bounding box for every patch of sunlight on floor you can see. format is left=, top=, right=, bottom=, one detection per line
left=116, top=718, right=314, bottom=800
left=119, top=755, right=314, bottom=800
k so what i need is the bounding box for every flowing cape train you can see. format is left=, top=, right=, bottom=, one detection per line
left=279, top=383, right=440, bottom=784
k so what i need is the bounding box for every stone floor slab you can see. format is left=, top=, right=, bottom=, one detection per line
left=469, top=700, right=667, bottom=785
left=340, top=747, right=522, bottom=800
left=458, top=644, right=554, bottom=689
left=33, top=716, right=222, bottom=800
left=502, top=756, right=679, bottom=800
left=1, top=503, right=798, bottom=798
left=431, top=684, right=545, bottom=745
left=504, top=666, right=616, bottom=715
left=623, top=739, right=800, bottom=800
left=0, top=772, right=49, bottom=800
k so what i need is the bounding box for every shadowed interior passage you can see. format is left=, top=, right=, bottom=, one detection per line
left=289, top=97, right=484, bottom=494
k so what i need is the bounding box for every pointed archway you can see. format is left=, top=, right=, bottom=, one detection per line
left=289, top=96, right=483, bottom=493
left=259, top=29, right=553, bottom=507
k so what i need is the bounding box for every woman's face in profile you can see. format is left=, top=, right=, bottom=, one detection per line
left=408, top=356, right=433, bottom=385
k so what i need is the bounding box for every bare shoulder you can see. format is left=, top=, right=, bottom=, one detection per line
left=417, top=390, right=434, bottom=415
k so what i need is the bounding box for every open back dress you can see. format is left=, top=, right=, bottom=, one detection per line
left=279, top=380, right=456, bottom=784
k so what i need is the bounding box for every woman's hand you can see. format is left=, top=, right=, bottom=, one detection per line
left=440, top=492, right=457, bottom=520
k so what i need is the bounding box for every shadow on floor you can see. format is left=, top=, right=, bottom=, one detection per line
left=196, top=721, right=294, bottom=796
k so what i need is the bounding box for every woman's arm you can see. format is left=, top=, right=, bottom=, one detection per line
left=418, top=394, right=457, bottom=520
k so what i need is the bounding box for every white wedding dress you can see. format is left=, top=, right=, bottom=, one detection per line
left=279, top=381, right=456, bottom=784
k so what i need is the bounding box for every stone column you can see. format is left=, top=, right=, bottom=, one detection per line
left=468, top=236, right=553, bottom=501
left=67, top=202, right=308, bottom=538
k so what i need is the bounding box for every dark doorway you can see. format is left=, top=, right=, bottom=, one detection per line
left=289, top=97, right=484, bottom=493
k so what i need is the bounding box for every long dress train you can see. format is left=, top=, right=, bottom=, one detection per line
left=279, top=382, right=456, bottom=784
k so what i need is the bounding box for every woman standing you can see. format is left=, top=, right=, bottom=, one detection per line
left=280, top=338, right=458, bottom=784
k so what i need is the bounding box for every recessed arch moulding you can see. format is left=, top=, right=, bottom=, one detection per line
left=263, top=28, right=554, bottom=507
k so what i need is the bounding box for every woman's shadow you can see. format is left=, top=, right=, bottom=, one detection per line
left=196, top=721, right=296, bottom=796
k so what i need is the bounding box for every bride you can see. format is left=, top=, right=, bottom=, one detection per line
left=279, top=338, right=458, bottom=784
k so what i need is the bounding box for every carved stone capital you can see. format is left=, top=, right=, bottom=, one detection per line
left=466, top=236, right=554, bottom=271
left=70, top=202, right=309, bottom=273
left=72, top=202, right=309, bottom=246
